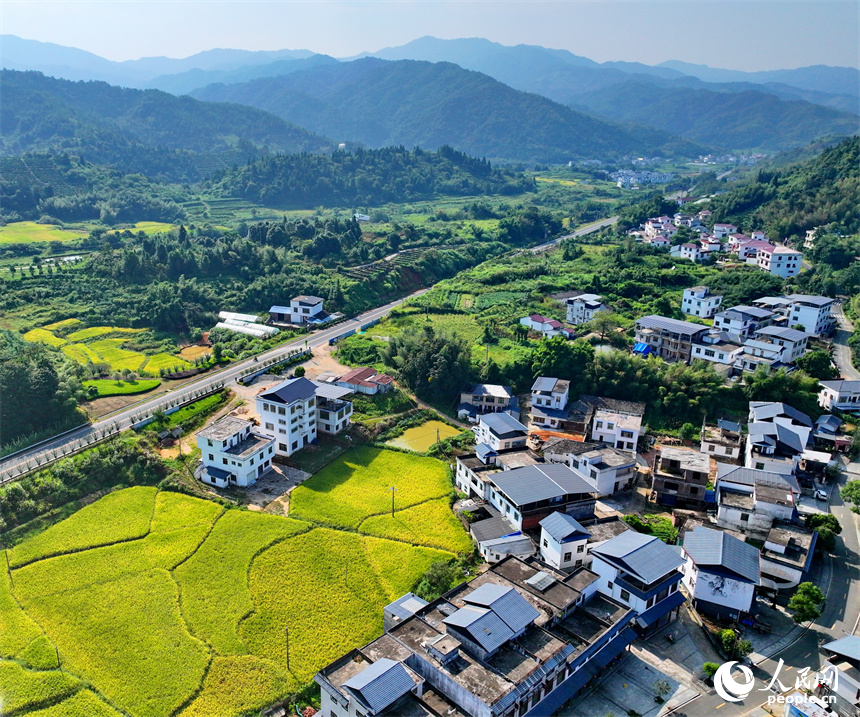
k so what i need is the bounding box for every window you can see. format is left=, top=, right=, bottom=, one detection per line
left=756, top=462, right=765, bottom=470
left=208, top=454, right=213, bottom=460
left=575, top=559, right=582, bottom=567
left=222, top=458, right=228, bottom=465
left=596, top=421, right=603, bottom=429
left=740, top=513, right=750, bottom=522
left=542, top=539, right=548, bottom=548
left=278, top=443, right=287, bottom=451
left=563, top=552, right=571, bottom=561
left=607, top=423, right=615, bottom=430
left=621, top=430, right=633, bottom=438
left=620, top=589, right=630, bottom=603
left=207, top=439, right=213, bottom=447
left=292, top=441, right=298, bottom=450
left=265, top=422, right=274, bottom=430
left=690, top=486, right=699, bottom=495
left=708, top=444, right=715, bottom=452
left=607, top=581, right=613, bottom=590
left=577, top=545, right=584, bottom=553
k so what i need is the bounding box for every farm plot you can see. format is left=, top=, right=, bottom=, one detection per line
left=24, top=689, right=123, bottom=717
left=0, top=660, right=83, bottom=714
left=89, top=339, right=147, bottom=372
left=288, top=446, right=453, bottom=528
left=9, top=486, right=158, bottom=568
left=61, top=343, right=103, bottom=365
left=66, top=326, right=142, bottom=342
left=174, top=511, right=311, bottom=655
left=141, top=352, right=192, bottom=373
left=360, top=499, right=473, bottom=553
left=22, top=328, right=67, bottom=347
left=42, top=318, right=83, bottom=333
left=0, top=221, right=89, bottom=244
left=83, top=378, right=161, bottom=397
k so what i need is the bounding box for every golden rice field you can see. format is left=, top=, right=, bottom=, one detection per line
left=0, top=448, right=470, bottom=716
left=23, top=322, right=192, bottom=376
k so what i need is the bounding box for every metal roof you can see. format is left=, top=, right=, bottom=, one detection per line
left=342, top=658, right=414, bottom=714
left=443, top=606, right=514, bottom=653
left=292, top=295, right=324, bottom=305
left=311, top=380, right=353, bottom=400
left=258, top=377, right=317, bottom=405
left=480, top=412, right=527, bottom=436
left=540, top=512, right=590, bottom=543
left=269, top=305, right=291, bottom=314
left=683, top=527, right=760, bottom=583
left=823, top=635, right=860, bottom=661
left=463, top=584, right=541, bottom=635
left=717, top=419, right=741, bottom=433
left=532, top=376, right=560, bottom=393
left=465, top=384, right=513, bottom=398
left=755, top=326, right=808, bottom=342
left=385, top=593, right=428, bottom=621
left=635, top=315, right=710, bottom=335
left=635, top=590, right=686, bottom=628
left=785, top=294, right=835, bottom=307
left=591, top=531, right=684, bottom=585
left=490, top=464, right=594, bottom=507
left=475, top=443, right=497, bottom=461
left=819, top=380, right=860, bottom=392
left=525, top=571, right=557, bottom=592
left=480, top=535, right=536, bottom=555
left=729, top=305, right=774, bottom=319
left=749, top=401, right=813, bottom=427
left=715, top=465, right=800, bottom=494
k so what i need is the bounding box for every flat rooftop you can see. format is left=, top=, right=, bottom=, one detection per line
left=659, top=447, right=712, bottom=474
left=224, top=432, right=272, bottom=459
left=198, top=416, right=252, bottom=441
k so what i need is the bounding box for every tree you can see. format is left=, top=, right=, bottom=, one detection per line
left=679, top=423, right=699, bottom=441
left=742, top=367, right=820, bottom=419
left=788, top=582, right=825, bottom=624
left=805, top=513, right=842, bottom=534
left=590, top=312, right=621, bottom=341
left=293, top=366, right=306, bottom=377
left=211, top=343, right=223, bottom=362
left=703, top=662, right=720, bottom=682
left=795, top=350, right=838, bottom=379
left=816, top=527, right=837, bottom=552
left=383, top=325, right=470, bottom=402
left=530, top=336, right=594, bottom=387
left=720, top=629, right=753, bottom=658
left=842, top=480, right=860, bottom=505
left=413, top=560, right=459, bottom=601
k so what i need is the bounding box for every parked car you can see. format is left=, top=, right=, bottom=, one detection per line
left=815, top=489, right=828, bottom=501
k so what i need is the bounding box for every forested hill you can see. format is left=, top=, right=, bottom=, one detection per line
left=207, top=145, right=535, bottom=208
left=0, top=70, right=332, bottom=182
left=191, top=58, right=706, bottom=162
left=706, top=136, right=859, bottom=240
left=570, top=81, right=860, bottom=152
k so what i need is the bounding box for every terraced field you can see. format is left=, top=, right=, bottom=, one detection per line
left=0, top=447, right=470, bottom=716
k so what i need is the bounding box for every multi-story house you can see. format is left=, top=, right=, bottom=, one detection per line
left=565, top=293, right=608, bottom=325
left=589, top=531, right=687, bottom=635
left=315, top=556, right=637, bottom=717
left=539, top=511, right=591, bottom=570
left=758, top=245, right=802, bottom=277
left=783, top=294, right=836, bottom=335
left=760, top=522, right=816, bottom=591
left=716, top=475, right=796, bottom=533
left=564, top=395, right=646, bottom=437
left=650, top=447, right=712, bottom=510
left=746, top=401, right=812, bottom=474
left=457, top=384, right=519, bottom=421
left=690, top=332, right=745, bottom=367
left=591, top=409, right=641, bottom=452
left=520, top=313, right=573, bottom=338
left=727, top=233, right=751, bottom=252
left=738, top=326, right=809, bottom=373
left=712, top=223, right=738, bottom=239
left=474, top=413, right=528, bottom=452
left=713, top=305, right=775, bottom=338
left=196, top=416, right=275, bottom=488
left=544, top=439, right=638, bottom=496
left=268, top=295, right=332, bottom=325
left=633, top=315, right=710, bottom=362
left=819, top=380, right=860, bottom=411
left=681, top=526, right=760, bottom=621
left=530, top=377, right=570, bottom=429
left=736, top=240, right=775, bottom=260
left=820, top=636, right=860, bottom=713
left=677, top=242, right=702, bottom=262
left=256, top=377, right=353, bottom=457
left=700, top=419, right=743, bottom=461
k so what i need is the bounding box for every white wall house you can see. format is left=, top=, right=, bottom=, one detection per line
left=475, top=413, right=528, bottom=452
left=691, top=338, right=744, bottom=366
left=566, top=293, right=608, bottom=325
left=269, top=295, right=327, bottom=325
left=546, top=441, right=638, bottom=497
left=591, top=409, right=641, bottom=452
left=675, top=243, right=702, bottom=262
left=538, top=512, right=591, bottom=570
left=819, top=380, right=860, bottom=411
left=531, top=376, right=570, bottom=411
left=737, top=240, right=774, bottom=260
left=520, top=314, right=567, bottom=337
left=256, top=377, right=352, bottom=457
left=589, top=532, right=686, bottom=635
left=712, top=223, right=738, bottom=239
left=783, top=294, right=836, bottom=335
left=681, top=527, right=759, bottom=621
left=197, top=416, right=275, bottom=488
left=821, top=636, right=860, bottom=710
left=760, top=523, right=816, bottom=591
left=713, top=305, right=775, bottom=338
left=700, top=420, right=743, bottom=461
left=758, top=245, right=802, bottom=277
left=716, top=481, right=796, bottom=533
left=458, top=384, right=518, bottom=421
left=682, top=287, right=723, bottom=318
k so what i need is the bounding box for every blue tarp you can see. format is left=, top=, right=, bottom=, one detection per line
left=633, top=342, right=652, bottom=355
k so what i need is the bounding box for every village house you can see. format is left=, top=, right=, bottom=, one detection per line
left=782, top=294, right=836, bottom=335
left=644, top=234, right=671, bottom=249
left=690, top=331, right=745, bottom=368
left=819, top=380, right=860, bottom=411
left=563, top=395, right=646, bottom=438
left=335, top=366, right=394, bottom=395
left=727, top=233, right=752, bottom=252
left=736, top=239, right=775, bottom=261
left=544, top=439, right=638, bottom=496
left=676, top=242, right=703, bottom=262
left=256, top=377, right=353, bottom=457
left=699, top=235, right=723, bottom=254
left=565, top=293, right=608, bottom=325
left=712, top=223, right=738, bottom=239
left=713, top=305, right=775, bottom=338
left=458, top=384, right=519, bottom=421
left=760, top=523, right=816, bottom=591
left=539, top=512, right=591, bottom=570
left=315, top=556, right=638, bottom=717
left=633, top=315, right=710, bottom=363
left=197, top=416, right=275, bottom=488
left=804, top=228, right=821, bottom=250
left=269, top=295, right=336, bottom=325
left=650, top=447, right=713, bottom=510
left=715, top=469, right=797, bottom=534
left=682, top=286, right=723, bottom=319
left=474, top=413, right=528, bottom=452
left=737, top=325, right=809, bottom=373
left=820, top=636, right=860, bottom=713
left=700, top=419, right=743, bottom=461
left=530, top=377, right=571, bottom=429
left=589, top=531, right=687, bottom=636
left=520, top=313, right=573, bottom=338
left=746, top=401, right=812, bottom=474
left=681, top=526, right=760, bottom=621
left=590, top=408, right=641, bottom=452
left=757, top=245, right=802, bottom=277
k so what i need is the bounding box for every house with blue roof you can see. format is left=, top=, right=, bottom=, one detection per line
left=539, top=512, right=591, bottom=570
left=681, top=526, right=760, bottom=621
left=474, top=412, right=528, bottom=451
left=589, top=530, right=686, bottom=635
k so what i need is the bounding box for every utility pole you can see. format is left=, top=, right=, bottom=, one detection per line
left=284, top=626, right=290, bottom=671
left=389, top=485, right=397, bottom=517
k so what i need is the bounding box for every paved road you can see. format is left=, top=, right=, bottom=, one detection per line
left=680, top=458, right=860, bottom=717
left=529, top=215, right=619, bottom=253
left=832, top=303, right=860, bottom=381
left=0, top=289, right=428, bottom=482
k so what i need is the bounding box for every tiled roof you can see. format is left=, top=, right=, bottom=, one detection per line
left=491, top=464, right=594, bottom=506
left=636, top=315, right=710, bottom=335
left=540, top=512, right=590, bottom=543
left=342, top=658, right=415, bottom=714
left=258, top=376, right=317, bottom=405
left=683, top=526, right=760, bottom=584
left=591, top=531, right=684, bottom=585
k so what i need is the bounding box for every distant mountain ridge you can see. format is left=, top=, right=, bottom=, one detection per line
left=191, top=57, right=706, bottom=162
left=0, top=70, right=332, bottom=182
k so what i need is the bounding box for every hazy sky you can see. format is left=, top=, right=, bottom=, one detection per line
left=2, top=1, right=858, bottom=71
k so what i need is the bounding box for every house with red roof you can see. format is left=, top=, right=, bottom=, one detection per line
left=336, top=366, right=395, bottom=395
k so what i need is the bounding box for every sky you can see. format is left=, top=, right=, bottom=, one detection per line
left=2, top=0, right=858, bottom=71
